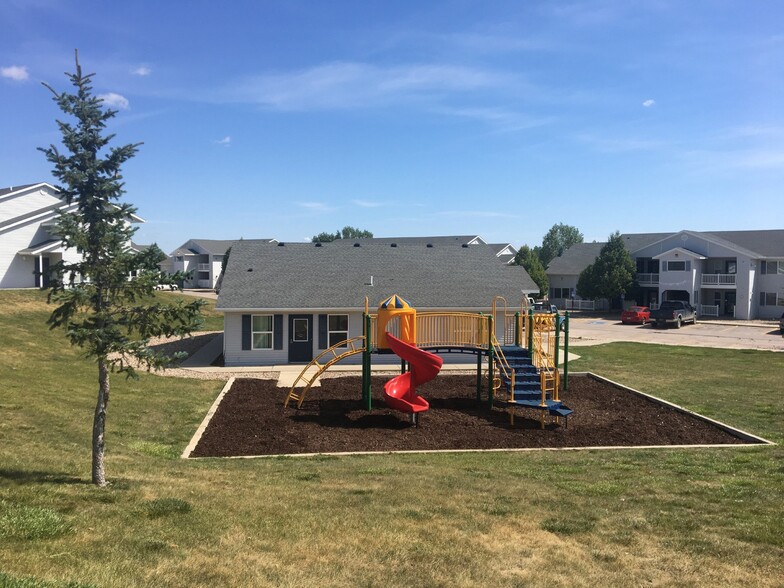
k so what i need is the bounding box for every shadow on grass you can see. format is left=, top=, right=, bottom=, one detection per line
left=0, top=469, right=90, bottom=486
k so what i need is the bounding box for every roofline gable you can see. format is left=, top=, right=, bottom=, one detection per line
left=634, top=229, right=762, bottom=258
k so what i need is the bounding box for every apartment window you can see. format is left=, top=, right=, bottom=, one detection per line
left=175, top=256, right=184, bottom=262
left=667, top=260, right=688, bottom=271
left=550, top=287, right=570, bottom=299
left=759, top=292, right=777, bottom=307
left=251, top=315, right=274, bottom=349
left=328, top=314, right=349, bottom=347
left=761, top=260, right=783, bottom=275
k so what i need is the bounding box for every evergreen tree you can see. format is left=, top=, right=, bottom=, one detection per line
left=513, top=245, right=548, bottom=298
left=39, top=51, right=204, bottom=486
left=576, top=232, right=636, bottom=301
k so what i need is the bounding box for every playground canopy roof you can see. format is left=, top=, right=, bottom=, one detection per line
left=217, top=240, right=539, bottom=311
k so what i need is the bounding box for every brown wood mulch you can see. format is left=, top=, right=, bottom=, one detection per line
left=191, top=374, right=752, bottom=457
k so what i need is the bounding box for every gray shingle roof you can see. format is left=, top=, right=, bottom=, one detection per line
left=706, top=230, right=784, bottom=258
left=548, top=229, right=784, bottom=276
left=546, top=242, right=604, bottom=274
left=0, top=183, right=38, bottom=197
left=217, top=240, right=538, bottom=311
left=170, top=238, right=273, bottom=256
left=321, top=235, right=483, bottom=246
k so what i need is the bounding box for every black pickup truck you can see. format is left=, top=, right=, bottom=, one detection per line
left=650, top=300, right=697, bottom=328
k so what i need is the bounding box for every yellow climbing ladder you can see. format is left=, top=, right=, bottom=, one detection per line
left=284, top=336, right=366, bottom=409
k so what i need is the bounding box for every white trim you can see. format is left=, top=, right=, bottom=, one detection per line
left=652, top=246, right=706, bottom=260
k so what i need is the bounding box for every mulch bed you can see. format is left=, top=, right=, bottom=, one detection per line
left=191, top=374, right=752, bottom=457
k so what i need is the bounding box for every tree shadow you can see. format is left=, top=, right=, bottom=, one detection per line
left=0, top=469, right=90, bottom=486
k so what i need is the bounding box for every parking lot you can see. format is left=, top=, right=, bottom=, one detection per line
left=568, top=316, right=784, bottom=352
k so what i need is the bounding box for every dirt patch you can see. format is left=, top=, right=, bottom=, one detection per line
left=191, top=375, right=751, bottom=457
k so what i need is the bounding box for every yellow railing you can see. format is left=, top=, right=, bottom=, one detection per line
left=530, top=313, right=559, bottom=405
left=415, top=312, right=490, bottom=350
left=284, top=335, right=366, bottom=409
left=491, top=333, right=515, bottom=402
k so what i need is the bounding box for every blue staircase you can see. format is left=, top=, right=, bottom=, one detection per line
left=498, top=346, right=573, bottom=420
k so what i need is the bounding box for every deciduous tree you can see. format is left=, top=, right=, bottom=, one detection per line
left=312, top=226, right=374, bottom=242
left=576, top=232, right=636, bottom=301
left=39, top=51, right=204, bottom=486
left=513, top=245, right=548, bottom=298
left=538, top=223, right=583, bottom=267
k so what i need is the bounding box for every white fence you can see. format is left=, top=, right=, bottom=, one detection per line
left=701, top=273, right=736, bottom=286
left=699, top=304, right=719, bottom=317
left=564, top=299, right=595, bottom=311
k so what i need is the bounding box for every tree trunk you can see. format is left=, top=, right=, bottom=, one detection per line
left=92, top=359, right=110, bottom=486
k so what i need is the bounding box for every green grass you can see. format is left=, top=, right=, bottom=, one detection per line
left=1, top=290, right=782, bottom=587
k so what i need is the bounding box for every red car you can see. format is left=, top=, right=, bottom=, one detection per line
left=621, top=306, right=651, bottom=325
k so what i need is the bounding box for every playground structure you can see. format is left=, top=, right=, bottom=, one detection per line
left=284, top=294, right=572, bottom=427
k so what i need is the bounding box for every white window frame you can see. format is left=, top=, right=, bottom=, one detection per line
left=328, top=314, right=349, bottom=348
left=667, top=260, right=687, bottom=271
left=251, top=314, right=274, bottom=350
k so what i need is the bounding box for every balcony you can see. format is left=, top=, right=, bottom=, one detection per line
left=701, top=273, right=736, bottom=287
left=197, top=263, right=210, bottom=272
left=636, top=273, right=659, bottom=286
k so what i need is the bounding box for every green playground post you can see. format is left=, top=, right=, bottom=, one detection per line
left=563, top=311, right=570, bottom=391
left=476, top=351, right=482, bottom=403
left=514, top=311, right=521, bottom=347
left=363, top=313, right=373, bottom=410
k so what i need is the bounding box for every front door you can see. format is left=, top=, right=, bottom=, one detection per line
left=288, top=314, right=313, bottom=363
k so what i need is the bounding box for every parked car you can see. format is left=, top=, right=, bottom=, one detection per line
left=532, top=302, right=558, bottom=314
left=649, top=300, right=697, bottom=328
left=621, top=306, right=650, bottom=325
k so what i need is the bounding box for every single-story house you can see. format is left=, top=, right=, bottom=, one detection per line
left=216, top=239, right=539, bottom=366
left=0, top=182, right=143, bottom=288
left=546, top=229, right=784, bottom=319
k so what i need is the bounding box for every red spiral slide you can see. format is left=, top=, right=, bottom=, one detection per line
left=383, top=333, right=444, bottom=418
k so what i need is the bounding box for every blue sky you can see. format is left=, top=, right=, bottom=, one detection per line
left=1, top=0, right=782, bottom=253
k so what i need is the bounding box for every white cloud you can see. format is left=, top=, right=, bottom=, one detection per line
left=577, top=132, right=664, bottom=152
left=436, top=106, right=553, bottom=133
left=215, top=136, right=231, bottom=146
left=98, top=92, right=130, bottom=110
left=352, top=199, right=382, bottom=208
left=227, top=61, right=513, bottom=111
left=1, top=65, right=29, bottom=81
left=132, top=66, right=151, bottom=76
left=642, top=99, right=656, bottom=107
left=297, top=202, right=334, bottom=212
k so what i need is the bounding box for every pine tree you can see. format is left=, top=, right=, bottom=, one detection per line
left=39, top=51, right=204, bottom=486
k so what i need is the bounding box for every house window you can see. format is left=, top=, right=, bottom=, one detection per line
left=759, top=292, right=777, bottom=307
left=667, top=261, right=687, bottom=271
left=761, top=260, right=784, bottom=274
left=328, top=314, right=349, bottom=347
left=251, top=315, right=274, bottom=349
left=175, top=256, right=184, bottom=262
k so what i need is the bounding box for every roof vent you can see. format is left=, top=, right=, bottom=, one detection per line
left=353, top=243, right=361, bottom=247
left=461, top=243, right=469, bottom=248
left=277, top=242, right=285, bottom=246
left=365, top=275, right=374, bottom=286
left=426, top=243, right=433, bottom=248
left=390, top=243, right=397, bottom=248
left=315, top=242, right=322, bottom=247
left=247, top=268, right=253, bottom=272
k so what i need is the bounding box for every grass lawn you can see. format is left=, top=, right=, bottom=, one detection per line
left=1, top=290, right=782, bottom=587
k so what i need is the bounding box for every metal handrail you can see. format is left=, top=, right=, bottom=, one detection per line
left=491, top=333, right=515, bottom=402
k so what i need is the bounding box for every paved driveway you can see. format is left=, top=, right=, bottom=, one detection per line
left=567, top=316, right=784, bottom=352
